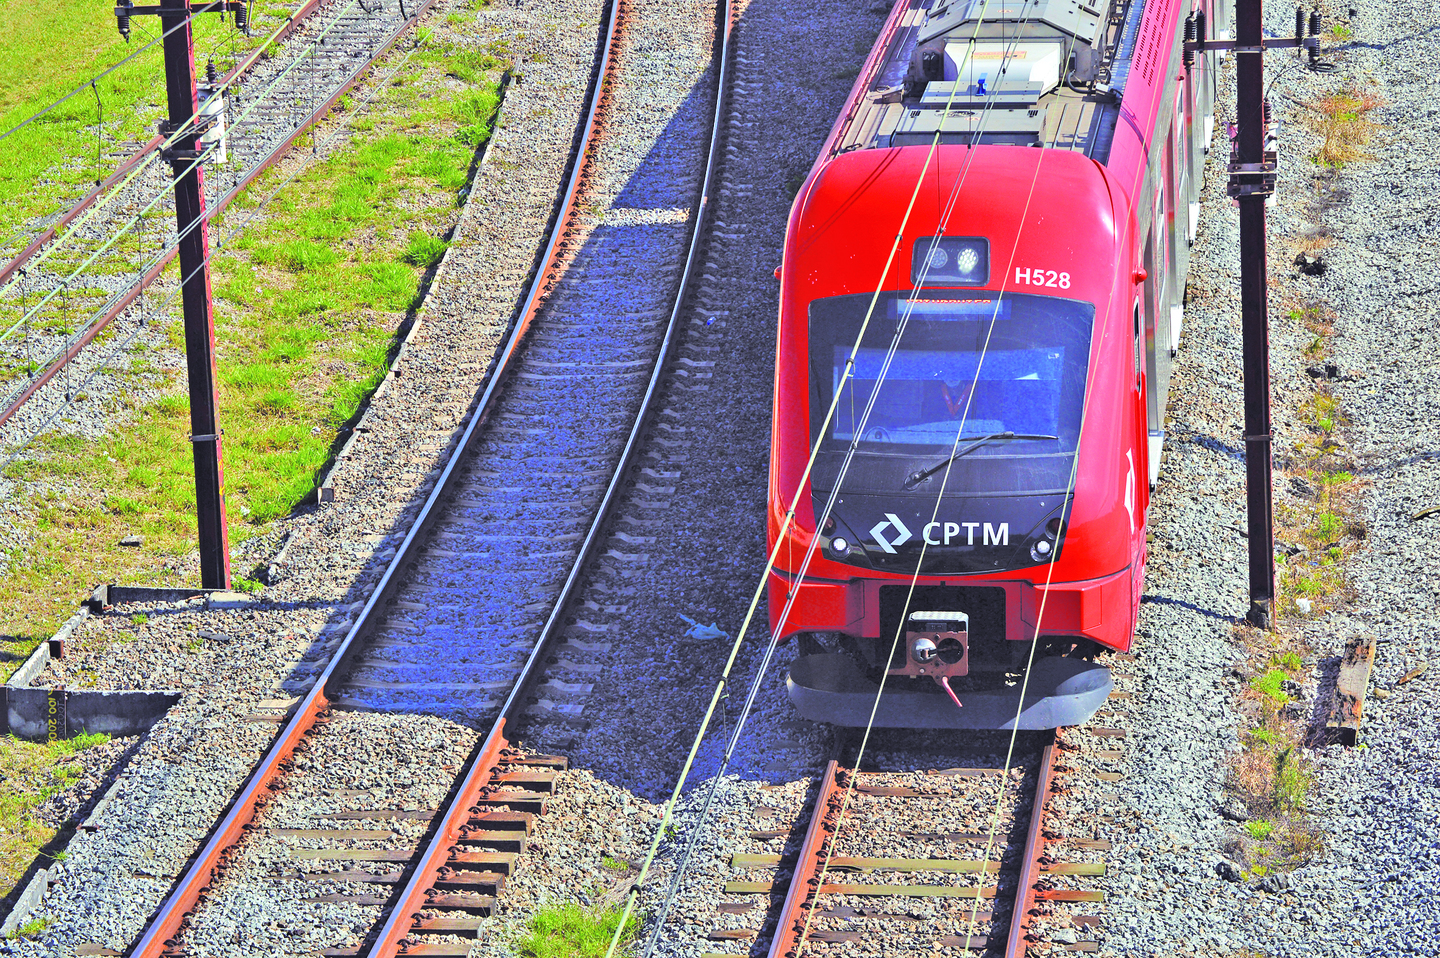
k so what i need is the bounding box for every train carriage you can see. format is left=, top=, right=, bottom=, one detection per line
left=767, top=0, right=1232, bottom=728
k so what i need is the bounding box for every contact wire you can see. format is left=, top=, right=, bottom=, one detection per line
left=617, top=0, right=1060, bottom=953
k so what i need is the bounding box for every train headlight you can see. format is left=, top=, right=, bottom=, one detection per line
left=1030, top=539, right=1053, bottom=562
left=912, top=236, right=990, bottom=286
left=1045, top=517, right=1065, bottom=540
left=829, top=536, right=850, bottom=558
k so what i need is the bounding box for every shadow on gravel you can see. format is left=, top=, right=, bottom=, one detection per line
left=1140, top=593, right=1238, bottom=624
left=1357, top=448, right=1440, bottom=474
left=254, top=50, right=732, bottom=741
left=0, top=734, right=146, bottom=916
left=1307, top=652, right=1342, bottom=745
left=1175, top=429, right=1246, bottom=462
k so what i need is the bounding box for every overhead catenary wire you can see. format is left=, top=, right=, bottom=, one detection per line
left=0, top=12, right=429, bottom=461
left=0, top=0, right=374, bottom=339
left=614, top=1, right=1079, bottom=952
left=0, top=0, right=379, bottom=310
left=0, top=6, right=210, bottom=148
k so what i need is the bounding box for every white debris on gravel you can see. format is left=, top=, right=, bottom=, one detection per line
left=0, top=0, right=609, bottom=951
left=1089, top=2, right=1440, bottom=956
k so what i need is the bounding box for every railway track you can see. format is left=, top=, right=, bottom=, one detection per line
left=695, top=702, right=1135, bottom=958
left=0, top=0, right=441, bottom=438
left=121, top=0, right=733, bottom=951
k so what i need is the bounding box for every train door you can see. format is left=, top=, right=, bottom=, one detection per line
left=1130, top=300, right=1150, bottom=615
left=1141, top=229, right=1165, bottom=487
left=1158, top=128, right=1181, bottom=371
left=1174, top=87, right=1192, bottom=275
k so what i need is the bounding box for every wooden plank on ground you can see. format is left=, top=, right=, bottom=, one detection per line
left=1326, top=634, right=1376, bottom=746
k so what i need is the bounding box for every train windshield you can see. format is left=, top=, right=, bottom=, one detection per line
left=808, top=291, right=1095, bottom=496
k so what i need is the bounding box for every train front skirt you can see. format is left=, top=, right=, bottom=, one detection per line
left=787, top=653, right=1113, bottom=730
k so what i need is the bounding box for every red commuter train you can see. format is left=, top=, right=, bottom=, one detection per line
left=768, top=0, right=1230, bottom=728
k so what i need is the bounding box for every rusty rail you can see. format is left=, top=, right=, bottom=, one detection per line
left=360, top=0, right=738, bottom=944
left=120, top=0, right=683, bottom=948
left=114, top=2, right=481, bottom=951
left=1004, top=729, right=1058, bottom=957
left=0, top=0, right=373, bottom=433
left=763, top=735, right=1061, bottom=958
left=767, top=760, right=845, bottom=958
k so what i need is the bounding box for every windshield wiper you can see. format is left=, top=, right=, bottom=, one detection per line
left=902, top=432, right=1058, bottom=489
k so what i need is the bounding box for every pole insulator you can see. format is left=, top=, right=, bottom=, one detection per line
left=1308, top=9, right=1322, bottom=67
left=1295, top=6, right=1305, bottom=53
left=117, top=0, right=133, bottom=40
left=206, top=58, right=218, bottom=86
left=235, top=0, right=249, bottom=32
left=1183, top=14, right=1196, bottom=68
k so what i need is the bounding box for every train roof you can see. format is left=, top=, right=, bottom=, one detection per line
left=790, top=145, right=1124, bottom=298
left=830, top=0, right=1163, bottom=164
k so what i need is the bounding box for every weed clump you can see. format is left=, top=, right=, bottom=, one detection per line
left=517, top=901, right=638, bottom=958
left=1306, top=87, right=1381, bottom=167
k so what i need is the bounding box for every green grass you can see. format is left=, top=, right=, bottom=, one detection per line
left=0, top=732, right=109, bottom=898
left=1269, top=651, right=1302, bottom=672
left=0, top=0, right=267, bottom=254
left=516, top=902, right=638, bottom=958
left=1243, top=820, right=1274, bottom=840
left=0, top=10, right=510, bottom=904
left=7, top=915, right=51, bottom=939
left=1274, top=748, right=1310, bottom=811
left=1249, top=669, right=1290, bottom=706
left=0, top=26, right=509, bottom=668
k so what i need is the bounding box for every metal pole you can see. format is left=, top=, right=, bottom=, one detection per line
left=161, top=0, right=231, bottom=589
left=1235, top=0, right=1274, bottom=627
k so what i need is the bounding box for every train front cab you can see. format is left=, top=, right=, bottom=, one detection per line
left=769, top=0, right=1231, bottom=732
left=769, top=147, right=1144, bottom=731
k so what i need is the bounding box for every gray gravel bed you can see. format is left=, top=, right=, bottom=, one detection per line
left=1080, top=2, right=1440, bottom=955
left=165, top=0, right=726, bottom=944
left=181, top=712, right=478, bottom=957
left=0, top=0, right=616, bottom=950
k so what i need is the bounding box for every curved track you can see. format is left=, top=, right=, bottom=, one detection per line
left=123, top=0, right=733, bottom=950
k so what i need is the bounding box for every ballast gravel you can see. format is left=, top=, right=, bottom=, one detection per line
left=3, top=0, right=1438, bottom=956
left=0, top=0, right=610, bottom=950
left=1084, top=2, right=1440, bottom=956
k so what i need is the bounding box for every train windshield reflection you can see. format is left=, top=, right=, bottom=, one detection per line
left=808, top=291, right=1095, bottom=495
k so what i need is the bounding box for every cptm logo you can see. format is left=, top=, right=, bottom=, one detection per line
left=868, top=513, right=1010, bottom=554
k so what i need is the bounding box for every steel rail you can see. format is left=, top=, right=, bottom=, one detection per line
left=0, top=0, right=326, bottom=293
left=767, top=760, right=844, bottom=958
left=0, top=0, right=328, bottom=293
left=765, top=737, right=1059, bottom=958
left=0, top=136, right=163, bottom=290
left=361, top=0, right=736, bottom=946
left=111, top=2, right=466, bottom=952
left=120, top=0, right=678, bottom=947
left=0, top=0, right=433, bottom=434
left=1004, top=729, right=1058, bottom=958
